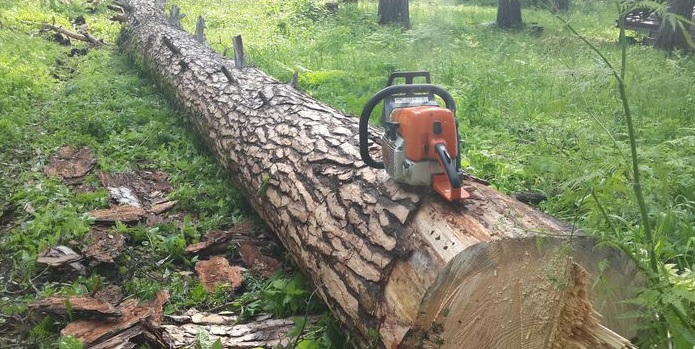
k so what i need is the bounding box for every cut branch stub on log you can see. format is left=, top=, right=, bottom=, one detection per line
left=195, top=15, right=205, bottom=43
left=232, top=35, right=245, bottom=69
left=117, top=1, right=642, bottom=347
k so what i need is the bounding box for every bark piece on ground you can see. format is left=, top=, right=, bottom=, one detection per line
left=44, top=146, right=95, bottom=184
left=167, top=308, right=238, bottom=325
left=149, top=199, right=178, bottom=214
left=29, top=296, right=122, bottom=317
left=88, top=205, right=146, bottom=223
left=195, top=256, right=244, bottom=292
left=98, top=170, right=173, bottom=209
left=185, top=221, right=255, bottom=255
left=61, top=290, right=169, bottom=348
left=238, top=241, right=281, bottom=278
left=37, top=245, right=82, bottom=267
left=163, top=315, right=316, bottom=348
left=37, top=245, right=86, bottom=274
left=83, top=228, right=126, bottom=264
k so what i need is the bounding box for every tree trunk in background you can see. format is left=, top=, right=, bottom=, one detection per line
left=497, top=0, right=523, bottom=29
left=555, top=0, right=569, bottom=12
left=378, top=0, right=410, bottom=28
left=119, top=1, right=642, bottom=348
left=655, top=0, right=695, bottom=52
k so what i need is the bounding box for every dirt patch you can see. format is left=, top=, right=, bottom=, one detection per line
left=238, top=242, right=281, bottom=278
left=82, top=228, right=126, bottom=265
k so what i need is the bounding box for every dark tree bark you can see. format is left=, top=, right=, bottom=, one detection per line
left=117, top=1, right=642, bottom=348
left=655, top=0, right=695, bottom=52
left=555, top=0, right=569, bottom=12
left=497, top=0, right=523, bottom=29
left=378, top=0, right=410, bottom=28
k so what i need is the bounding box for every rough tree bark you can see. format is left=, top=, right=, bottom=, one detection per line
left=117, top=1, right=641, bottom=348
left=497, top=0, right=523, bottom=29
left=378, top=0, right=410, bottom=28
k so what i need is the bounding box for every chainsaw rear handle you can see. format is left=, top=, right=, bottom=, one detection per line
left=359, top=84, right=458, bottom=169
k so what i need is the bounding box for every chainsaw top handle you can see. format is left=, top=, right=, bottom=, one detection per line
left=359, top=84, right=457, bottom=169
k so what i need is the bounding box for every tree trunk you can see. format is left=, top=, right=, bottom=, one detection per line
left=655, top=0, right=695, bottom=52
left=378, top=0, right=410, bottom=28
left=497, top=0, right=523, bottom=29
left=117, top=1, right=641, bottom=348
left=555, top=0, right=569, bottom=12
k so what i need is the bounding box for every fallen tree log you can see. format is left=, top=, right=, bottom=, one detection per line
left=117, top=1, right=642, bottom=347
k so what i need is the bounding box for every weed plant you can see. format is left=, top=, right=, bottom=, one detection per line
left=2, top=0, right=695, bottom=347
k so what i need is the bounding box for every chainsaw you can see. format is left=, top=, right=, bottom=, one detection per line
left=358, top=71, right=470, bottom=201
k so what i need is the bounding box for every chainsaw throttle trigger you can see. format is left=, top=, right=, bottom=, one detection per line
left=434, top=143, right=461, bottom=189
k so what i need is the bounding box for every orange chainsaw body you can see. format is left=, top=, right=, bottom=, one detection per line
left=390, top=106, right=469, bottom=201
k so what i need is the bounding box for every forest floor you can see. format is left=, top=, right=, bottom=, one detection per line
left=1, top=0, right=695, bottom=348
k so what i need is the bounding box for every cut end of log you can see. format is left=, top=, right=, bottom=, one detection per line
left=397, top=237, right=639, bottom=349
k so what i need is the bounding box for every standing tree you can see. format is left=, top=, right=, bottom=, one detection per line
left=554, top=0, right=569, bottom=12
left=378, top=0, right=410, bottom=28
left=497, top=0, right=523, bottom=29
left=655, top=0, right=695, bottom=52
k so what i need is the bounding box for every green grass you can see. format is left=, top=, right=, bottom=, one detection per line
left=1, top=0, right=695, bottom=347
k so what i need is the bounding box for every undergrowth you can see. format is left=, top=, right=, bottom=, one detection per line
left=1, top=0, right=695, bottom=348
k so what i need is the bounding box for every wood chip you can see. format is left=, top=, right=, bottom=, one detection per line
left=195, top=256, right=244, bottom=292
left=149, top=200, right=178, bottom=214
left=88, top=205, right=146, bottom=223
left=99, top=170, right=173, bottom=209
left=29, top=296, right=122, bottom=317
